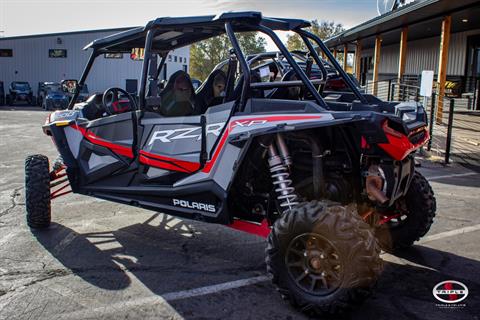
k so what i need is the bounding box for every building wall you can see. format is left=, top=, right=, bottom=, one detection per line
left=0, top=30, right=190, bottom=95
left=361, top=29, right=480, bottom=79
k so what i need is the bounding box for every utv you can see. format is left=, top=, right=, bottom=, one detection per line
left=8, top=81, right=34, bottom=105
left=25, top=12, right=435, bottom=316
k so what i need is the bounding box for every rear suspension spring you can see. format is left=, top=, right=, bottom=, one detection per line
left=267, top=135, right=298, bottom=212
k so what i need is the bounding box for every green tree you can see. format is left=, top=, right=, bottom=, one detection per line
left=190, top=32, right=267, bottom=81
left=286, top=20, right=344, bottom=51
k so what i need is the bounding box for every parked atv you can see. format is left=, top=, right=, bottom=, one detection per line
left=25, top=12, right=435, bottom=317
left=8, top=81, right=34, bottom=105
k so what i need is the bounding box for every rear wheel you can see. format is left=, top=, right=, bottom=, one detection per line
left=25, top=155, right=51, bottom=229
left=375, top=171, right=436, bottom=252
left=266, top=201, right=383, bottom=316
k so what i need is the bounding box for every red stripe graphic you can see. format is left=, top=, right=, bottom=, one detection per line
left=70, top=124, right=134, bottom=158
left=139, top=150, right=200, bottom=173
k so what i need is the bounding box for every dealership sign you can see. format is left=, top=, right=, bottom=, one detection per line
left=432, top=280, right=468, bottom=304
left=377, top=0, right=419, bottom=15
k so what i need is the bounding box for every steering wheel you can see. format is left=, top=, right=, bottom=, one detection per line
left=102, top=87, right=137, bottom=115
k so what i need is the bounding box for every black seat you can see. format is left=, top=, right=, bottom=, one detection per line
left=158, top=71, right=196, bottom=117
left=231, top=70, right=264, bottom=102
left=267, top=70, right=301, bottom=100
left=195, top=69, right=227, bottom=114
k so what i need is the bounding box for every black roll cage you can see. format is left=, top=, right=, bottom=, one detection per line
left=68, top=16, right=368, bottom=110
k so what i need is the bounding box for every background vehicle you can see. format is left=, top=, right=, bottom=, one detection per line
left=41, top=83, right=70, bottom=110
left=8, top=81, right=33, bottom=105
left=37, top=82, right=46, bottom=106
left=0, top=81, right=5, bottom=105
left=25, top=12, right=435, bottom=317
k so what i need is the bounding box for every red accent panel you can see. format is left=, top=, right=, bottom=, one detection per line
left=139, top=155, right=192, bottom=173
left=378, top=121, right=429, bottom=161
left=202, top=126, right=231, bottom=173
left=361, top=136, right=371, bottom=149
left=229, top=219, right=271, bottom=238
left=139, top=150, right=200, bottom=173
left=70, top=124, right=133, bottom=158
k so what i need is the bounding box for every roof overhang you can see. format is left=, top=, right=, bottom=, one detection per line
left=83, top=12, right=311, bottom=53
left=325, top=0, right=480, bottom=50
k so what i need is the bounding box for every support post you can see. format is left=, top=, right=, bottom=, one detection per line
left=355, top=40, right=362, bottom=81
left=372, top=35, right=382, bottom=96
left=343, top=44, right=348, bottom=70
left=333, top=48, right=338, bottom=60
left=398, top=27, right=408, bottom=83
left=445, top=99, right=455, bottom=164
left=427, top=92, right=436, bottom=151
left=436, top=15, right=452, bottom=124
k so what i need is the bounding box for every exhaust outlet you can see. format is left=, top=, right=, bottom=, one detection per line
left=365, top=165, right=389, bottom=205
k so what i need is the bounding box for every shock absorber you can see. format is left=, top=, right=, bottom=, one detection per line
left=267, top=134, right=298, bottom=212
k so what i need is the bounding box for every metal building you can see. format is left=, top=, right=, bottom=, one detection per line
left=0, top=28, right=190, bottom=96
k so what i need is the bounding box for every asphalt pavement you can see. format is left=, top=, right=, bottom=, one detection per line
left=0, top=106, right=479, bottom=320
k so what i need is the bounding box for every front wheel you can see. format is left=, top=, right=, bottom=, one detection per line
left=266, top=201, right=383, bottom=316
left=25, top=155, right=51, bottom=229
left=375, top=171, right=436, bottom=252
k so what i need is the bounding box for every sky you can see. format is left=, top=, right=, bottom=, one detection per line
left=0, top=0, right=378, bottom=50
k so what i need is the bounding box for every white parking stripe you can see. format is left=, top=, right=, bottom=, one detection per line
left=58, top=276, right=270, bottom=319
left=419, top=224, right=480, bottom=243
left=162, top=275, right=270, bottom=301
left=427, top=172, right=479, bottom=180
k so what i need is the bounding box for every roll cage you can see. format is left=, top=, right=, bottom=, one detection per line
left=68, top=11, right=368, bottom=111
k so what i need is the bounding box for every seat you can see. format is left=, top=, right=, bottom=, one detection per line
left=267, top=70, right=301, bottom=100
left=231, top=69, right=264, bottom=102
left=195, top=69, right=227, bottom=114
left=158, top=71, right=196, bottom=117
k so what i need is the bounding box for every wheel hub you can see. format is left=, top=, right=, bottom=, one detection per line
left=285, top=233, right=343, bottom=295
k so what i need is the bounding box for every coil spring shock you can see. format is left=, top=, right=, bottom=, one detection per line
left=267, top=135, right=298, bottom=212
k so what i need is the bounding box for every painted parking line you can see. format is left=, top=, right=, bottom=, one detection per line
left=419, top=223, right=480, bottom=243
left=427, top=172, right=479, bottom=180
left=162, top=275, right=270, bottom=301
left=58, top=276, right=270, bottom=319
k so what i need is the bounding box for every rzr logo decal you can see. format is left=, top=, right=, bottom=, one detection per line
left=147, top=120, right=268, bottom=144
left=148, top=122, right=225, bottom=144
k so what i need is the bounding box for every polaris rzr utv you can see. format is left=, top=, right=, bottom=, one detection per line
left=25, top=12, right=436, bottom=316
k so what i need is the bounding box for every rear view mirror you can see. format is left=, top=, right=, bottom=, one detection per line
left=61, top=79, right=78, bottom=94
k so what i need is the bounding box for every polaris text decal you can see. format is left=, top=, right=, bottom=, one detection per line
left=173, top=199, right=216, bottom=213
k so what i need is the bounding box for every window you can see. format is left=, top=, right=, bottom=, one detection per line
left=183, top=65, right=188, bottom=72
left=0, top=49, right=13, bottom=57
left=130, top=48, right=144, bottom=61
left=174, top=56, right=177, bottom=62
left=168, top=55, right=172, bottom=61
left=49, top=49, right=67, bottom=58
left=104, top=53, right=123, bottom=59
